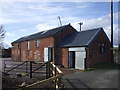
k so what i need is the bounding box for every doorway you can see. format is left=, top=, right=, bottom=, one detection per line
left=69, top=51, right=75, bottom=68
left=68, top=47, right=86, bottom=70
left=44, top=47, right=53, bottom=62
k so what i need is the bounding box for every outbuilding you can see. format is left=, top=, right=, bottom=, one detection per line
left=11, top=24, right=111, bottom=70
left=58, top=27, right=111, bottom=70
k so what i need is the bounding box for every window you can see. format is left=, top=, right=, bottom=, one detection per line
left=36, top=40, right=40, bottom=48
left=98, top=42, right=105, bottom=54
left=18, top=43, right=21, bottom=48
left=27, top=41, right=30, bottom=50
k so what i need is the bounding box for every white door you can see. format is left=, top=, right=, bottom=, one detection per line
left=44, top=48, right=48, bottom=62
left=75, top=51, right=85, bottom=70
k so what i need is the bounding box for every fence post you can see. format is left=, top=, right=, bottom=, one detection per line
left=58, top=76, right=62, bottom=89
left=30, top=61, right=32, bottom=78
left=46, top=62, right=48, bottom=79
left=46, top=62, right=50, bottom=79
left=54, top=67, right=57, bottom=89
left=26, top=61, right=28, bottom=74
left=48, top=62, right=51, bottom=78
left=4, top=60, right=6, bottom=73
left=51, top=63, right=53, bottom=77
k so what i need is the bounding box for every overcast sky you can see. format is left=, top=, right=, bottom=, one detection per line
left=0, top=1, right=119, bottom=48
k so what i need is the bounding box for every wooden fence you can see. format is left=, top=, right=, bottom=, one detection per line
left=4, top=60, right=46, bottom=78
left=18, top=61, right=63, bottom=89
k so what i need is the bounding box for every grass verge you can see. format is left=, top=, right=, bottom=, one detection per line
left=86, top=62, right=120, bottom=71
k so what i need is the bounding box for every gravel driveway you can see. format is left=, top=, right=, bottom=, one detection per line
left=62, top=69, right=119, bottom=89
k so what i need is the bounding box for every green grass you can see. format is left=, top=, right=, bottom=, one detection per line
left=86, top=62, right=120, bottom=71
left=85, top=68, right=97, bottom=71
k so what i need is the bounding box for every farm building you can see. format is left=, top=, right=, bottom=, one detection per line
left=11, top=24, right=111, bottom=70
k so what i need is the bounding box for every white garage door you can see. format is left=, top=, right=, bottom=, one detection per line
left=75, top=51, right=85, bottom=70
left=69, top=47, right=86, bottom=70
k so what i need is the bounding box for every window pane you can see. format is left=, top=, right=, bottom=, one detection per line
left=98, top=42, right=105, bottom=54
left=18, top=43, right=20, bottom=48
left=36, top=40, right=40, bottom=48
left=27, top=41, right=30, bottom=50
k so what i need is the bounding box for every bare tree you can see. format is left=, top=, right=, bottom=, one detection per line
left=0, top=25, right=6, bottom=49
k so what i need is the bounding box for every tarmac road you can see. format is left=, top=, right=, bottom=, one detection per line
left=63, top=69, right=119, bottom=89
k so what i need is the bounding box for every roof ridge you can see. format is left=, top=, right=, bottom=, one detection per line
left=81, top=27, right=103, bottom=32
left=86, top=28, right=102, bottom=45
left=22, top=24, right=70, bottom=38
left=58, top=27, right=107, bottom=47
left=12, top=24, right=70, bottom=43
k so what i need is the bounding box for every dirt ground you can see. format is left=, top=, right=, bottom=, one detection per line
left=2, top=72, right=41, bottom=89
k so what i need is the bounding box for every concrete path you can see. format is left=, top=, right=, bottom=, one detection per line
left=62, top=69, right=119, bottom=89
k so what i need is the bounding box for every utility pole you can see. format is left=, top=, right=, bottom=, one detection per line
left=118, top=1, right=120, bottom=48
left=111, top=0, right=114, bottom=62
left=78, top=22, right=83, bottom=31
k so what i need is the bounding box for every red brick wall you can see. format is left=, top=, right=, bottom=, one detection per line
left=86, top=31, right=111, bottom=67
left=11, top=43, right=20, bottom=60
left=62, top=48, right=69, bottom=67
left=12, top=37, right=55, bottom=62
left=39, top=37, right=55, bottom=61
left=55, top=25, right=77, bottom=43
left=54, top=25, right=76, bottom=65
left=12, top=25, right=76, bottom=65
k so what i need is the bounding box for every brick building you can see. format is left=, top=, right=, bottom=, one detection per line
left=11, top=24, right=111, bottom=70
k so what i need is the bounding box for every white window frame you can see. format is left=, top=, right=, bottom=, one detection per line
left=36, top=40, right=40, bottom=48
left=27, top=41, right=30, bottom=50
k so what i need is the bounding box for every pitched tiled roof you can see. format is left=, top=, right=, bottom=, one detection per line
left=58, top=27, right=107, bottom=47
left=12, top=24, right=70, bottom=43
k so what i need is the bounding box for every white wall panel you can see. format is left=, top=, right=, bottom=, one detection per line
left=75, top=51, right=86, bottom=70
left=44, top=47, right=48, bottom=62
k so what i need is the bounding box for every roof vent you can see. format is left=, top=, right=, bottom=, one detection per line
left=41, top=30, right=49, bottom=35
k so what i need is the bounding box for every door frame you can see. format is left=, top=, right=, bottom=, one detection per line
left=68, top=47, right=86, bottom=70
left=44, top=46, right=53, bottom=62
left=69, top=51, right=75, bottom=68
